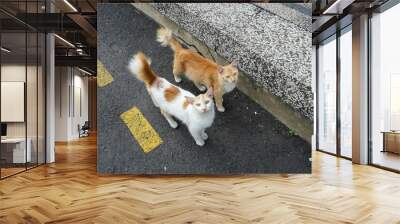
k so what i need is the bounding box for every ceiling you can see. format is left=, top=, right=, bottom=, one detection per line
left=1, top=32, right=45, bottom=64
left=1, top=0, right=172, bottom=74
left=312, top=0, right=390, bottom=44
left=1, top=0, right=345, bottom=73
left=0, top=0, right=99, bottom=74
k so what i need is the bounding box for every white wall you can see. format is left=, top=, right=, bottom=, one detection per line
left=1, top=65, right=26, bottom=137
left=54, top=67, right=89, bottom=141
left=55, top=67, right=69, bottom=141
left=1, top=64, right=25, bottom=81
left=1, top=82, right=25, bottom=122
left=70, top=73, right=89, bottom=139
left=1, top=64, right=37, bottom=138
left=1, top=63, right=46, bottom=164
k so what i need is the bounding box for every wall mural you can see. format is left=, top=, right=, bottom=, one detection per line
left=97, top=3, right=311, bottom=174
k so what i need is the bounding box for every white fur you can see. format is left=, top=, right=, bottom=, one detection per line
left=157, top=28, right=172, bottom=47
left=223, top=81, right=236, bottom=93
left=128, top=55, right=142, bottom=77
left=148, top=79, right=215, bottom=146
left=128, top=53, right=215, bottom=146
left=128, top=54, right=152, bottom=81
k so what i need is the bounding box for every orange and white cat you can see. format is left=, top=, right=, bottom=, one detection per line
left=128, top=52, right=215, bottom=146
left=157, top=27, right=239, bottom=112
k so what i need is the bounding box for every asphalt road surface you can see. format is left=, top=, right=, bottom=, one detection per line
left=97, top=4, right=311, bottom=174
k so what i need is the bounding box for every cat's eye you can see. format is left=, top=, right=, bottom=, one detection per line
left=205, top=100, right=210, bottom=104
left=196, top=103, right=201, bottom=106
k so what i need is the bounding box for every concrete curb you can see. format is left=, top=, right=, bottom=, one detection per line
left=254, top=3, right=312, bottom=32
left=132, top=3, right=312, bottom=143
left=149, top=3, right=313, bottom=121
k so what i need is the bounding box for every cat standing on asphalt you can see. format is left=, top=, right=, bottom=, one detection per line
left=157, top=27, right=239, bottom=112
left=128, top=52, right=215, bottom=146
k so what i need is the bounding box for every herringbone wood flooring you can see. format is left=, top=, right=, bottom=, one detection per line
left=1, top=135, right=400, bottom=224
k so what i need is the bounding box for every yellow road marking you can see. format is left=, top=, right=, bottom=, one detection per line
left=120, top=107, right=163, bottom=153
left=97, top=60, right=114, bottom=87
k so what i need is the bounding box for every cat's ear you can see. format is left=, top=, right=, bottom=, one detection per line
left=146, top=58, right=152, bottom=65
left=206, top=87, right=213, bottom=98
left=231, top=60, right=238, bottom=67
left=185, top=96, right=195, bottom=104
left=218, top=66, right=224, bottom=75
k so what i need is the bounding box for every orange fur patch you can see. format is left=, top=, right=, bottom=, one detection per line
left=172, top=46, right=237, bottom=109
left=182, top=99, right=190, bottom=109
left=173, top=48, right=221, bottom=95
left=136, top=53, right=157, bottom=86
left=164, top=86, right=180, bottom=102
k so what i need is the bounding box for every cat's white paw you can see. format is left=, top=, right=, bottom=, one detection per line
left=196, top=140, right=205, bottom=146
left=217, top=106, right=225, bottom=112
left=198, top=86, right=206, bottom=91
left=170, top=121, right=178, bottom=129
left=174, top=77, right=182, bottom=83
left=201, top=132, right=208, bottom=140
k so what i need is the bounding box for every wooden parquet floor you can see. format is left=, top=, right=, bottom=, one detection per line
left=1, top=135, right=400, bottom=224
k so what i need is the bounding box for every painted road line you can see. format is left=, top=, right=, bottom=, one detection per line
left=120, top=107, right=163, bottom=153
left=97, top=60, right=114, bottom=87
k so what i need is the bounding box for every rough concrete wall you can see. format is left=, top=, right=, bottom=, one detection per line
left=254, top=3, right=312, bottom=32
left=150, top=3, right=313, bottom=121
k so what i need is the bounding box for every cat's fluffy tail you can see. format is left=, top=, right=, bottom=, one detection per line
left=157, top=27, right=182, bottom=51
left=128, top=52, right=157, bottom=87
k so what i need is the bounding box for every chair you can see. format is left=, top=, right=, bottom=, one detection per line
left=78, top=121, right=90, bottom=138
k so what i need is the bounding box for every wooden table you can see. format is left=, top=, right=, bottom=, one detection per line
left=1, top=138, right=31, bottom=163
left=381, top=131, right=400, bottom=154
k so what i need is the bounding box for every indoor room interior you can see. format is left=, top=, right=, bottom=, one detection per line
left=1, top=29, right=46, bottom=178
left=370, top=2, right=400, bottom=170
left=0, top=0, right=400, bottom=223
left=313, top=0, right=400, bottom=172
left=0, top=0, right=96, bottom=179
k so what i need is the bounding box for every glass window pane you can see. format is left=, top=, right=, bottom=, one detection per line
left=340, top=27, right=352, bottom=158
left=0, top=1, right=46, bottom=179
left=1, top=31, right=27, bottom=177
left=27, top=31, right=38, bottom=169
left=371, top=3, right=400, bottom=171
left=38, top=33, right=45, bottom=165
left=318, top=36, right=337, bottom=154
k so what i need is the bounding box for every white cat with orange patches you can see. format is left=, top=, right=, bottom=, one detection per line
left=157, top=27, right=239, bottom=112
left=128, top=52, right=215, bottom=146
